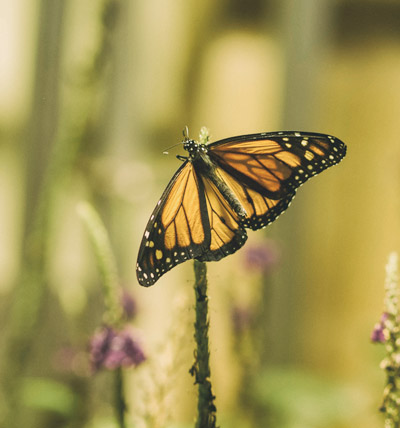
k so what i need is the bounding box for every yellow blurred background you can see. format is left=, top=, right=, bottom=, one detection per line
left=1, top=0, right=400, bottom=427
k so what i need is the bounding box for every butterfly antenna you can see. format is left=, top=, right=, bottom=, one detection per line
left=163, top=142, right=182, bottom=155
left=163, top=127, right=190, bottom=155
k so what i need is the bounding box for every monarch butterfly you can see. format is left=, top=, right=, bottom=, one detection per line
left=137, top=129, right=346, bottom=286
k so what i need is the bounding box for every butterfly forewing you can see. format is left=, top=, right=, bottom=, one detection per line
left=137, top=162, right=210, bottom=286
left=209, top=131, right=345, bottom=194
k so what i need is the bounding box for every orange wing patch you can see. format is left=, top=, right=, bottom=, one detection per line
left=211, top=148, right=298, bottom=196
left=161, top=164, right=204, bottom=249
left=211, top=139, right=282, bottom=154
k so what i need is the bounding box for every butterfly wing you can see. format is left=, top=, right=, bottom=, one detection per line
left=136, top=160, right=248, bottom=286
left=195, top=174, right=247, bottom=262
left=208, top=131, right=346, bottom=230
left=136, top=161, right=209, bottom=286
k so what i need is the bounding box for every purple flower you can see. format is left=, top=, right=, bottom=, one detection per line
left=120, top=289, right=137, bottom=321
left=231, top=305, right=254, bottom=334
left=371, top=313, right=389, bottom=343
left=243, top=241, right=280, bottom=273
left=89, top=326, right=146, bottom=372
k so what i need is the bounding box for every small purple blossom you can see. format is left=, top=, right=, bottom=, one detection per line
left=89, top=325, right=146, bottom=372
left=371, top=312, right=389, bottom=343
left=120, top=289, right=137, bottom=320
left=231, top=305, right=254, bottom=334
left=243, top=241, right=280, bottom=273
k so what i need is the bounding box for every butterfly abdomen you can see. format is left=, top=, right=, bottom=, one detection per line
left=191, top=149, right=247, bottom=218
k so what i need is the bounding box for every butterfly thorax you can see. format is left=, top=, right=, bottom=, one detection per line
left=184, top=139, right=247, bottom=218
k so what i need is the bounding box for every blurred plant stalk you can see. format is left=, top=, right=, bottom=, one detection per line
left=373, top=252, right=400, bottom=428
left=78, top=201, right=127, bottom=428
left=0, top=2, right=67, bottom=426
left=78, top=202, right=123, bottom=325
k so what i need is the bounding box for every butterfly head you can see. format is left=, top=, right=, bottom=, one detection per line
left=183, top=139, right=208, bottom=159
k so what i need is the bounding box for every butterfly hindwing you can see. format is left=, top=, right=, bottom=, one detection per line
left=196, top=175, right=248, bottom=262
left=213, top=165, right=296, bottom=231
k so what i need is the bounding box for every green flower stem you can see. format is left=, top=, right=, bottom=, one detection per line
left=115, top=367, right=127, bottom=428
left=191, top=260, right=217, bottom=428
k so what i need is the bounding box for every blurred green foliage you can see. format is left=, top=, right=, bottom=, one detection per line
left=252, top=367, right=361, bottom=428
left=21, top=378, right=76, bottom=417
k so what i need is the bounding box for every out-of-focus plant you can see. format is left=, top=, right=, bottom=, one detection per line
left=250, top=366, right=359, bottom=428
left=372, top=251, right=400, bottom=428
left=78, top=201, right=146, bottom=428
left=242, top=240, right=281, bottom=274
left=230, top=241, right=362, bottom=428
left=138, top=294, right=193, bottom=428
left=229, top=240, right=281, bottom=427
left=0, top=1, right=122, bottom=427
